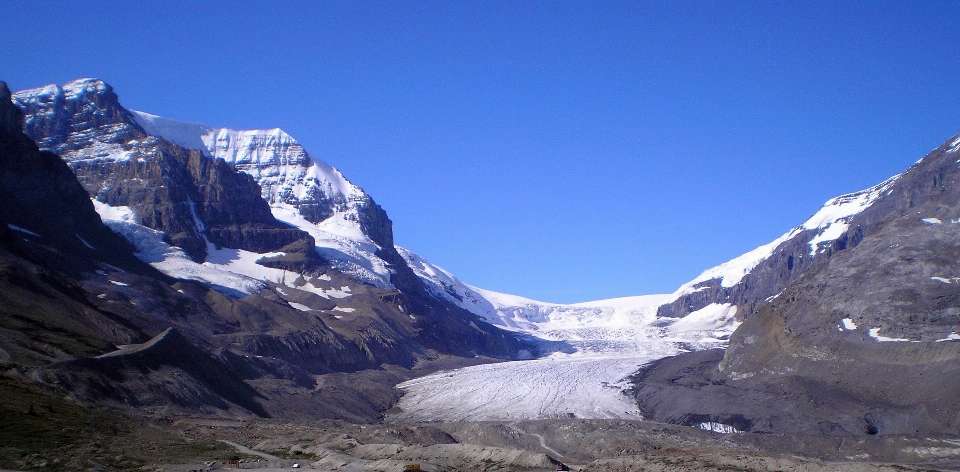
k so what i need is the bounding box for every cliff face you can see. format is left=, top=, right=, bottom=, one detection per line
left=13, top=79, right=320, bottom=266
left=632, top=132, right=960, bottom=437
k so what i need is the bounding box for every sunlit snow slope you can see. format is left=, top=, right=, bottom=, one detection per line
left=131, top=110, right=393, bottom=287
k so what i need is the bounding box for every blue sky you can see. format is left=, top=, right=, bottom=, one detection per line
left=3, top=1, right=960, bottom=303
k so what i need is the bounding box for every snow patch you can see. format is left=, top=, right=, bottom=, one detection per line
left=868, top=327, right=910, bottom=342
left=110, top=280, right=128, bottom=287
left=697, top=422, right=742, bottom=434
left=288, top=302, right=312, bottom=312
left=803, top=175, right=900, bottom=256
left=807, top=222, right=848, bottom=256
left=92, top=199, right=353, bottom=298
left=841, top=318, right=858, bottom=330
left=332, top=306, right=355, bottom=313
left=922, top=218, right=943, bottom=225
left=936, top=333, right=960, bottom=342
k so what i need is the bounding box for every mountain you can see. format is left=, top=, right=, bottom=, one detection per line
left=4, top=78, right=535, bottom=423
left=630, top=130, right=960, bottom=437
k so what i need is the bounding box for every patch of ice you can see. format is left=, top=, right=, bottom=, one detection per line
left=288, top=302, right=312, bottom=312
left=841, top=318, right=858, bottom=330
left=765, top=290, right=785, bottom=302
left=948, top=135, right=960, bottom=153
left=803, top=174, right=900, bottom=256
left=868, top=327, right=910, bottom=342
left=665, top=303, right=740, bottom=344
left=807, top=222, right=849, bottom=256
left=697, top=422, right=742, bottom=434
left=936, top=333, right=960, bottom=342
left=91, top=199, right=138, bottom=223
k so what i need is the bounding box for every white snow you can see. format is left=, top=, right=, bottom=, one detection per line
left=948, top=135, right=960, bottom=154
left=332, top=307, right=355, bottom=313
left=392, top=292, right=740, bottom=422
left=130, top=110, right=391, bottom=287
left=660, top=228, right=802, bottom=307
left=7, top=224, right=40, bottom=237
left=922, top=218, right=943, bottom=225
left=109, top=280, right=128, bottom=286
left=395, top=243, right=746, bottom=422
left=936, top=333, right=960, bottom=342
left=288, top=302, right=312, bottom=312
left=393, top=355, right=656, bottom=422
left=868, top=327, right=910, bottom=342
left=841, top=318, right=858, bottom=330
left=697, top=422, right=742, bottom=434
left=92, top=199, right=356, bottom=299
left=803, top=175, right=900, bottom=256
left=932, top=277, right=956, bottom=284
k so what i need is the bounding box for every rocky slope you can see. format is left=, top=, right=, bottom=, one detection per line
left=631, top=131, right=960, bottom=437
left=2, top=79, right=533, bottom=424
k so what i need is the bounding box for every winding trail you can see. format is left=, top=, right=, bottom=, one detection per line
left=218, top=439, right=281, bottom=461
left=507, top=423, right=563, bottom=457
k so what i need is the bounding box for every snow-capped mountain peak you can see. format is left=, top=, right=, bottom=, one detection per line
left=128, top=109, right=392, bottom=287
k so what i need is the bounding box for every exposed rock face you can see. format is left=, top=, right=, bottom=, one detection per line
left=2, top=79, right=531, bottom=422
left=13, top=79, right=528, bottom=360
left=54, top=328, right=269, bottom=417
left=13, top=79, right=320, bottom=266
left=632, top=131, right=960, bottom=437
left=0, top=81, right=155, bottom=277
left=129, top=109, right=400, bottom=287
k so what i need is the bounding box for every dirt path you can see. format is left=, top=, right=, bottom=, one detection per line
left=218, top=439, right=282, bottom=461
left=506, top=423, right=563, bottom=457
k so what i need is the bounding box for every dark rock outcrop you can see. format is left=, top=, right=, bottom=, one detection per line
left=54, top=327, right=269, bottom=417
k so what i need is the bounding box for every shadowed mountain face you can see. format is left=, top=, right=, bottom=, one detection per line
left=13, top=79, right=319, bottom=265
left=632, top=132, right=960, bottom=437
left=0, top=79, right=533, bottom=421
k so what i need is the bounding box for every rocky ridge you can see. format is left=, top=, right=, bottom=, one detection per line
left=631, top=130, right=960, bottom=438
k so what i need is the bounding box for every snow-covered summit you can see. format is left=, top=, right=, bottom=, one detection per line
left=128, top=110, right=391, bottom=286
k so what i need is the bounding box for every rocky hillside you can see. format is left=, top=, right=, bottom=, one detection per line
left=1, top=79, right=532, bottom=422
left=631, top=131, right=960, bottom=437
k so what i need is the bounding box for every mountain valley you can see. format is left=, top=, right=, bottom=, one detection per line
left=3, top=78, right=960, bottom=471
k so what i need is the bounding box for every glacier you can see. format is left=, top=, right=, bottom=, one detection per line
left=13, top=79, right=904, bottom=423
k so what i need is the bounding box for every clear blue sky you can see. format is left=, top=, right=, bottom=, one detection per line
left=3, top=1, right=960, bottom=303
